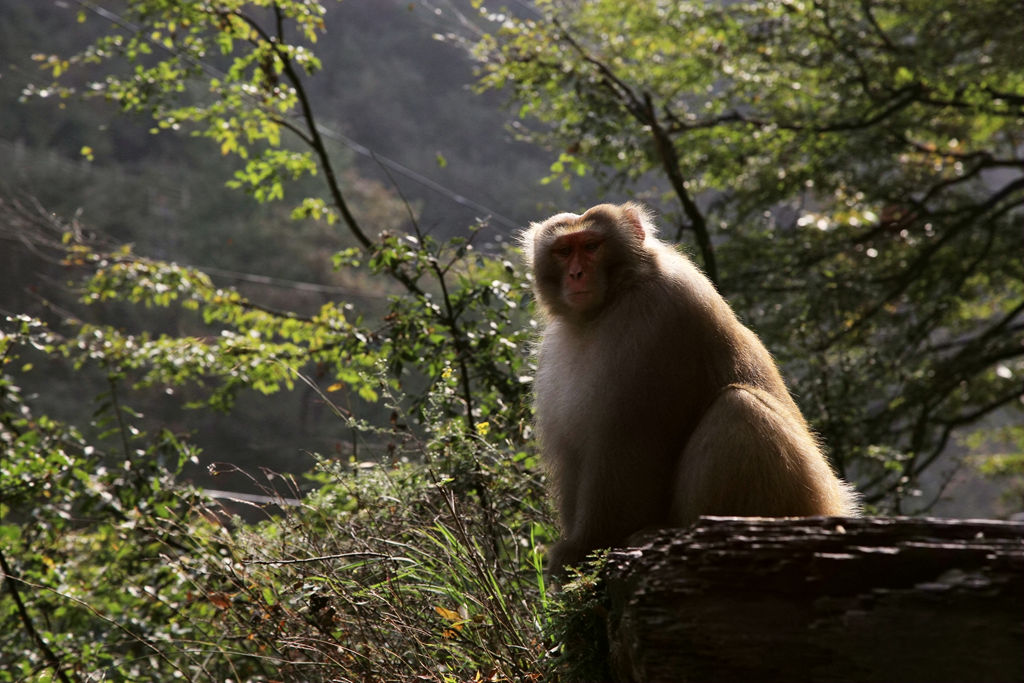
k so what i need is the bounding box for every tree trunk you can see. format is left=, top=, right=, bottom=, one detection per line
left=601, top=516, right=1024, bottom=683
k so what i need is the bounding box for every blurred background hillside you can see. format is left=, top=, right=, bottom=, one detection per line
left=1, top=0, right=1020, bottom=517
left=0, top=0, right=579, bottom=492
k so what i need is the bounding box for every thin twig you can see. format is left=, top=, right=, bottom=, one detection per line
left=243, top=551, right=389, bottom=565
left=0, top=546, right=73, bottom=683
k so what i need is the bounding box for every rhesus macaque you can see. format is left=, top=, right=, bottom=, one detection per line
left=522, top=203, right=859, bottom=574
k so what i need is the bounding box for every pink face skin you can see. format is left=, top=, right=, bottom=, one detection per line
left=550, top=231, right=606, bottom=313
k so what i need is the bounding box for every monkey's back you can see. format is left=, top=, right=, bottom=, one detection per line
left=535, top=243, right=793, bottom=444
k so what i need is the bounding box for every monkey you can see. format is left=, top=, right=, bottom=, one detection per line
left=522, top=202, right=860, bottom=574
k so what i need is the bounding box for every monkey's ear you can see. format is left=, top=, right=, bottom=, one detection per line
left=621, top=203, right=653, bottom=242
left=521, top=212, right=582, bottom=265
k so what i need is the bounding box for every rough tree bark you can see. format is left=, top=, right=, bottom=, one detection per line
left=600, top=516, right=1024, bottom=683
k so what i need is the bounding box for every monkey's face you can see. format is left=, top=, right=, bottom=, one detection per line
left=526, top=204, right=651, bottom=322
left=528, top=202, right=655, bottom=323
left=547, top=230, right=609, bottom=315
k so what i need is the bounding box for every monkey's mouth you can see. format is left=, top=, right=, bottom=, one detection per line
left=567, top=291, right=598, bottom=309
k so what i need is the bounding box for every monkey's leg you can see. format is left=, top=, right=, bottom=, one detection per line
left=547, top=467, right=616, bottom=576
left=670, top=384, right=858, bottom=524
left=549, top=454, right=672, bottom=576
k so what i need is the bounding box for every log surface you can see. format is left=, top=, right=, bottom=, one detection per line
left=603, top=516, right=1024, bottom=683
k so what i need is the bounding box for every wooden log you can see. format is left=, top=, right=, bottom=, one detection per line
left=601, top=516, right=1024, bottom=683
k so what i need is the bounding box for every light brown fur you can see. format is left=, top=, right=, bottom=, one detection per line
left=523, top=203, right=859, bottom=573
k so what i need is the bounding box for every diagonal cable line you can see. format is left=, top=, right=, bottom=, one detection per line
left=73, top=0, right=522, bottom=231
left=320, top=127, right=520, bottom=230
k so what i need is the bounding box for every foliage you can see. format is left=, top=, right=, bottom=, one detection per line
left=967, top=423, right=1024, bottom=510
left=3, top=0, right=1024, bottom=679
left=540, top=556, right=613, bottom=682
left=3, top=0, right=547, bottom=679
left=18, top=0, right=537, bottom=435
left=1, top=321, right=554, bottom=679
left=468, top=0, right=1024, bottom=510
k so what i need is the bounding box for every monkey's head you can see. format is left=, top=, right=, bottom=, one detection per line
left=522, top=203, right=656, bottom=323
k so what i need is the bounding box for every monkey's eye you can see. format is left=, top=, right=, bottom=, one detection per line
left=583, top=241, right=601, bottom=253
left=553, top=246, right=572, bottom=258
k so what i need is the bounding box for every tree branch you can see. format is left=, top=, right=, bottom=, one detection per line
left=0, top=546, right=73, bottom=683
left=555, top=25, right=719, bottom=283
left=642, top=93, right=718, bottom=284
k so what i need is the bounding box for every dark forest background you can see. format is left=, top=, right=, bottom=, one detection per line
left=3, top=0, right=1018, bottom=517
left=1, top=1, right=1022, bottom=680
left=0, top=0, right=582, bottom=495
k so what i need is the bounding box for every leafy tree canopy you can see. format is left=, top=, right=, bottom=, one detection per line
left=468, top=0, right=1024, bottom=509
left=1, top=0, right=1023, bottom=679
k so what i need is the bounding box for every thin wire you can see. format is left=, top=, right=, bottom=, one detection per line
left=73, top=0, right=522, bottom=231
left=196, top=263, right=388, bottom=298
left=323, top=128, right=520, bottom=230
